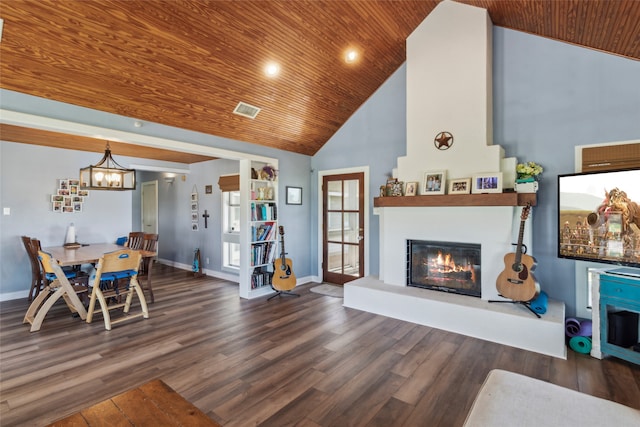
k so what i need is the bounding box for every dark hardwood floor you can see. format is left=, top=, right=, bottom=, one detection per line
left=1, top=264, right=639, bottom=426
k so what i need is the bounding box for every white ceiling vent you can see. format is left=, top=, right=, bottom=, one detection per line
left=233, top=102, right=261, bottom=119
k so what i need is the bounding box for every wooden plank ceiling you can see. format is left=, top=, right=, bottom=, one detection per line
left=1, top=1, right=638, bottom=159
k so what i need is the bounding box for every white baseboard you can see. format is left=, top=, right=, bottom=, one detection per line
left=297, top=275, right=319, bottom=285
left=0, top=264, right=315, bottom=302
left=0, top=290, right=29, bottom=302
left=156, top=258, right=239, bottom=283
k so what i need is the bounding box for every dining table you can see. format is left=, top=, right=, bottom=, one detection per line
left=43, top=243, right=157, bottom=303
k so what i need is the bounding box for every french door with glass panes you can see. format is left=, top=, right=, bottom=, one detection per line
left=322, top=173, right=364, bottom=284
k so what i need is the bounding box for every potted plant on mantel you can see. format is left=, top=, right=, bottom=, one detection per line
left=515, top=161, right=543, bottom=193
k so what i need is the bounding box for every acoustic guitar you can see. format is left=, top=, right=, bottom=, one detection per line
left=496, top=203, right=540, bottom=302
left=272, top=226, right=296, bottom=291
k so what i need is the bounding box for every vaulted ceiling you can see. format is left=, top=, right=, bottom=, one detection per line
left=1, top=1, right=639, bottom=159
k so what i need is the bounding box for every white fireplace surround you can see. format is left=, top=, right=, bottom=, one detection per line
left=344, top=205, right=566, bottom=359
left=380, top=206, right=518, bottom=300
left=343, top=1, right=566, bottom=359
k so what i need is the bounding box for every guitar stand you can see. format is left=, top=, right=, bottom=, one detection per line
left=488, top=297, right=541, bottom=318
left=268, top=288, right=300, bottom=301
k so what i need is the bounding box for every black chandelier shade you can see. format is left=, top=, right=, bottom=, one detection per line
left=79, top=143, right=136, bottom=190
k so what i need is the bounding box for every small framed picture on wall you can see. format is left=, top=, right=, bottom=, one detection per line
left=286, top=186, right=302, bottom=205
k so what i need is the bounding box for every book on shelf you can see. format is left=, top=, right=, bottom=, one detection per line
left=264, top=224, right=276, bottom=241
left=251, top=222, right=275, bottom=242
left=256, top=223, right=270, bottom=241
left=252, top=202, right=276, bottom=221
left=266, top=240, right=278, bottom=264
left=255, top=226, right=263, bottom=241
left=250, top=241, right=274, bottom=266
left=250, top=266, right=273, bottom=289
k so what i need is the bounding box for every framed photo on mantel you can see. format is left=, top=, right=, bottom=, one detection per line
left=405, top=181, right=418, bottom=196
left=448, top=178, right=471, bottom=195
left=422, top=171, right=446, bottom=195
left=471, top=172, right=503, bottom=194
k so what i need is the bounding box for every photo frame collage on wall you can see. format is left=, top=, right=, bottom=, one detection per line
left=191, top=188, right=199, bottom=231
left=51, top=179, right=89, bottom=213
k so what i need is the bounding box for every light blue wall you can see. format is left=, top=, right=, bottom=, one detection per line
left=310, top=65, right=407, bottom=277
left=494, top=28, right=640, bottom=313
left=141, top=155, right=311, bottom=275
left=1, top=91, right=312, bottom=299
left=0, top=142, right=134, bottom=297
left=134, top=159, right=241, bottom=271
left=311, top=27, right=640, bottom=316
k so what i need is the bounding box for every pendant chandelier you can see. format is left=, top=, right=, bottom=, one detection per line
left=79, top=143, right=136, bottom=190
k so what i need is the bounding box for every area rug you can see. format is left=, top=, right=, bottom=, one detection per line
left=464, top=369, right=640, bottom=426
left=310, top=284, right=344, bottom=298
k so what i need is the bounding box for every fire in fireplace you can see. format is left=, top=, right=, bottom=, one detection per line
left=407, top=240, right=481, bottom=297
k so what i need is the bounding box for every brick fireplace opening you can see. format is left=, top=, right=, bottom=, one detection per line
left=407, top=240, right=481, bottom=297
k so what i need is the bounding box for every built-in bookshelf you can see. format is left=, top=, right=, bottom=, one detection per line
left=239, top=159, right=279, bottom=299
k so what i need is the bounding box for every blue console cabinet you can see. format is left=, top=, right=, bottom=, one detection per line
left=599, top=272, right=640, bottom=365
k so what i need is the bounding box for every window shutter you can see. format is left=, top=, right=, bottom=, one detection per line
left=582, top=142, right=640, bottom=172
left=218, top=174, right=240, bottom=192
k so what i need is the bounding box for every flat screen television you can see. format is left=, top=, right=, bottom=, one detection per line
left=558, top=168, right=640, bottom=270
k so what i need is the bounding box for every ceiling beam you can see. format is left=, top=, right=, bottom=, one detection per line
left=0, top=124, right=218, bottom=164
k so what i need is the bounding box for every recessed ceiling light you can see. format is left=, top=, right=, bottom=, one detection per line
left=345, top=49, right=359, bottom=64
left=265, top=62, right=280, bottom=77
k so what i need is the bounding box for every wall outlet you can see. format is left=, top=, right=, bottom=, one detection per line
left=206, top=257, right=209, bottom=264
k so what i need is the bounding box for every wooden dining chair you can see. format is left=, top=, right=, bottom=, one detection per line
left=139, top=233, right=158, bottom=303
left=21, top=236, right=44, bottom=301
left=140, top=233, right=158, bottom=274
left=142, top=233, right=159, bottom=253
left=125, top=232, right=145, bottom=250
left=86, top=249, right=149, bottom=330
left=23, top=251, right=88, bottom=332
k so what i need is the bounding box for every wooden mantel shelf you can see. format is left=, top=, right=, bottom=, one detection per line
left=374, top=192, right=536, bottom=208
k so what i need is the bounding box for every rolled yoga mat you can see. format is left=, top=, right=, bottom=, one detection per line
left=565, top=318, right=593, bottom=337
left=565, top=318, right=581, bottom=337
left=578, top=320, right=592, bottom=337
left=530, top=291, right=548, bottom=314
left=569, top=336, right=592, bottom=354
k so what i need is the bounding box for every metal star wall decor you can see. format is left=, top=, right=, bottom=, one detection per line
left=434, top=131, right=453, bottom=150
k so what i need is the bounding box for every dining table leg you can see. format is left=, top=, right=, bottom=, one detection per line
left=143, top=257, right=154, bottom=304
